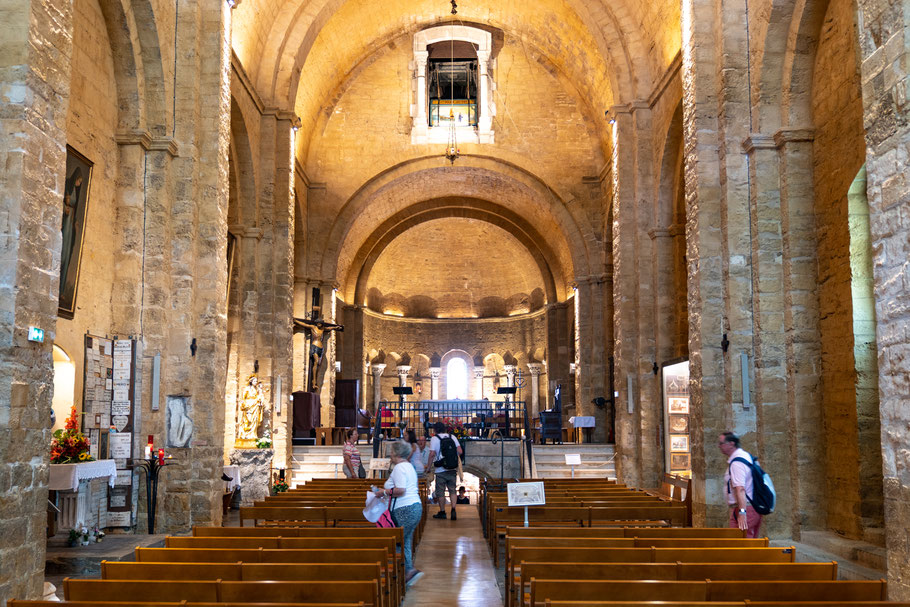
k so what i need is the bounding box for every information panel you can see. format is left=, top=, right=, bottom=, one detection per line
left=662, top=360, right=691, bottom=478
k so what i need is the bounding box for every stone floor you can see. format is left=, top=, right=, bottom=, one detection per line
left=404, top=506, right=504, bottom=607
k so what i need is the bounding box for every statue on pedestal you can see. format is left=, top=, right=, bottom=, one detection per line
left=236, top=374, right=267, bottom=448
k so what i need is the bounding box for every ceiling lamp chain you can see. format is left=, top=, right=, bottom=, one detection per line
left=443, top=17, right=460, bottom=164
left=451, top=0, right=457, bottom=15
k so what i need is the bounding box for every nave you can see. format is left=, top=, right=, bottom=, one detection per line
left=18, top=477, right=910, bottom=607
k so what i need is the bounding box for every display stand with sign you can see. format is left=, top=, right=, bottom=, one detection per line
left=661, top=359, right=691, bottom=478
left=369, top=457, right=391, bottom=480
left=328, top=455, right=344, bottom=478
left=564, top=453, right=581, bottom=478
left=507, top=481, right=546, bottom=527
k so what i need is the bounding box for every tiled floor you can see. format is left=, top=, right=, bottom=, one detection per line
left=404, top=506, right=504, bottom=607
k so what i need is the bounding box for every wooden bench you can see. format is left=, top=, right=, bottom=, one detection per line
left=12, top=602, right=367, bottom=607
left=136, top=547, right=400, bottom=606
left=100, top=561, right=389, bottom=607
left=505, top=545, right=797, bottom=602
left=505, top=526, right=744, bottom=538
left=542, top=602, right=907, bottom=607
left=528, top=579, right=887, bottom=607
left=513, top=562, right=838, bottom=607
left=64, top=579, right=380, bottom=606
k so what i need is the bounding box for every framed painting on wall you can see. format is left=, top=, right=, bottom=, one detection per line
left=58, top=146, right=94, bottom=319
left=669, top=434, right=689, bottom=452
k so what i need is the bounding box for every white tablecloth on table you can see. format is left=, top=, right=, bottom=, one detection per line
left=48, top=459, right=118, bottom=491
left=569, top=416, right=596, bottom=428
left=223, top=465, right=241, bottom=491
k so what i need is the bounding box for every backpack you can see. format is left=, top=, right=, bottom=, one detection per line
left=729, top=456, right=776, bottom=515
left=435, top=435, right=459, bottom=470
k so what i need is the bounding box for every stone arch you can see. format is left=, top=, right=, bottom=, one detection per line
left=780, top=0, right=831, bottom=128
left=97, top=0, right=167, bottom=134
left=320, top=158, right=592, bottom=290
left=230, top=97, right=258, bottom=226
left=252, top=0, right=644, bottom=120
left=347, top=199, right=562, bottom=308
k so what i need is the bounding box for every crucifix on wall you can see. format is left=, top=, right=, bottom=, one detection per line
left=293, top=288, right=343, bottom=393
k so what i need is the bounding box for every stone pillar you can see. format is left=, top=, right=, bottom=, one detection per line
left=413, top=51, right=429, bottom=138
left=371, top=364, right=386, bottom=411
left=775, top=129, right=824, bottom=533
left=503, top=365, right=517, bottom=387
left=527, top=363, right=543, bottom=417
left=473, top=367, right=484, bottom=400
left=611, top=101, right=657, bottom=475
left=855, top=1, right=910, bottom=596
left=396, top=365, right=411, bottom=387
left=0, top=0, right=73, bottom=601
left=430, top=367, right=441, bottom=400
left=476, top=49, right=492, bottom=134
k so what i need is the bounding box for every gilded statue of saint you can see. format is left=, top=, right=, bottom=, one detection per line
left=237, top=374, right=266, bottom=445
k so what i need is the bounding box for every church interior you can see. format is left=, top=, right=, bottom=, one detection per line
left=2, top=0, right=910, bottom=603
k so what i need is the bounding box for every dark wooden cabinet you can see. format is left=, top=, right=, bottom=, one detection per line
left=334, top=379, right=360, bottom=428
left=292, top=391, right=320, bottom=437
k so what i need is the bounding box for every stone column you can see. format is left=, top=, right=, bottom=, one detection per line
left=413, top=51, right=429, bottom=138
left=0, top=1, right=73, bottom=601
left=503, top=365, right=517, bottom=387
left=476, top=49, right=492, bottom=134
left=397, top=365, right=411, bottom=387
left=473, top=367, right=484, bottom=399
left=527, top=364, right=543, bottom=417
left=430, top=367, right=441, bottom=400
left=371, top=364, right=386, bottom=411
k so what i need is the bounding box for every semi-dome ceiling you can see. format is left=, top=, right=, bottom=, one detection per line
left=363, top=217, right=546, bottom=319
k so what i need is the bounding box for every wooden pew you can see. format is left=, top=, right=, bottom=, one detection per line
left=514, top=562, right=838, bottom=607
left=135, top=547, right=399, bottom=606
left=505, top=545, right=797, bottom=602
left=100, top=562, right=389, bottom=607
left=192, top=526, right=404, bottom=545
left=11, top=602, right=367, bottom=607
left=64, top=579, right=381, bottom=606
left=528, top=579, right=887, bottom=607
left=542, top=603, right=907, bottom=607
left=505, top=526, right=744, bottom=538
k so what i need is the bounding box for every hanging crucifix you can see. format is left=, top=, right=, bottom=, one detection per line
left=293, top=288, right=344, bottom=393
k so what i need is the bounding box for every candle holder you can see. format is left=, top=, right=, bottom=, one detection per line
left=132, top=457, right=173, bottom=534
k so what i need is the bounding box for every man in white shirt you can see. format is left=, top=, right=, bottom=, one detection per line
left=718, top=431, right=762, bottom=537
left=428, top=421, right=463, bottom=520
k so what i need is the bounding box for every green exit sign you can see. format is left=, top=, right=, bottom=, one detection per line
left=27, top=327, right=44, bottom=343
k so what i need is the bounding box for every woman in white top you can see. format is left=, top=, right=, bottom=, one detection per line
left=378, top=440, right=423, bottom=586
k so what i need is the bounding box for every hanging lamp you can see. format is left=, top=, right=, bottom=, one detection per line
left=443, top=26, right=460, bottom=164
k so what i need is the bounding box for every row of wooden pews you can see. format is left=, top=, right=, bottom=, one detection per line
left=12, top=478, right=423, bottom=607
left=490, top=478, right=901, bottom=607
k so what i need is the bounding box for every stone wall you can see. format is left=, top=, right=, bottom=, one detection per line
left=55, top=0, right=118, bottom=421
left=855, top=0, right=910, bottom=597
left=811, top=0, right=883, bottom=541
left=0, top=0, right=72, bottom=602
left=361, top=309, right=548, bottom=410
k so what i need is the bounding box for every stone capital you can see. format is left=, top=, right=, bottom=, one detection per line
left=741, top=133, right=777, bottom=154
left=429, top=367, right=441, bottom=379
left=396, top=365, right=411, bottom=377
left=473, top=368, right=485, bottom=379
left=773, top=127, right=815, bottom=147
left=371, top=363, right=386, bottom=376
left=115, top=130, right=180, bottom=157
left=229, top=224, right=264, bottom=240
left=414, top=51, right=429, bottom=69
left=527, top=363, right=544, bottom=376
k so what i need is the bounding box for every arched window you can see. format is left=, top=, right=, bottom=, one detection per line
left=446, top=358, right=468, bottom=400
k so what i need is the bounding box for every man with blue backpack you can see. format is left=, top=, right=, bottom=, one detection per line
left=718, top=431, right=776, bottom=538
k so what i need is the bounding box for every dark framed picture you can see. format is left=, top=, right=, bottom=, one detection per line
left=58, top=145, right=93, bottom=319
left=670, top=453, right=690, bottom=470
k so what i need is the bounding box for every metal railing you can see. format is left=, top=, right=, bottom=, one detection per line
left=373, top=399, right=527, bottom=438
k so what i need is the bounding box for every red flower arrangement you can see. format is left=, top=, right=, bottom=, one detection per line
left=440, top=416, right=467, bottom=439
left=50, top=407, right=93, bottom=464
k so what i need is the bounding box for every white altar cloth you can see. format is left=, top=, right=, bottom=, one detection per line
left=569, top=416, right=596, bottom=428
left=223, top=465, right=242, bottom=491
left=48, top=459, right=118, bottom=491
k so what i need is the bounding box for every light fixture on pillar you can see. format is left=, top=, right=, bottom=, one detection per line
left=291, top=116, right=302, bottom=132
left=605, top=110, right=615, bottom=125
left=226, top=0, right=241, bottom=8
left=443, top=27, right=460, bottom=164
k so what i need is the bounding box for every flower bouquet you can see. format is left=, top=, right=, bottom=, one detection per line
left=272, top=478, right=289, bottom=493
left=440, top=416, right=467, bottom=439
left=50, top=407, right=93, bottom=464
